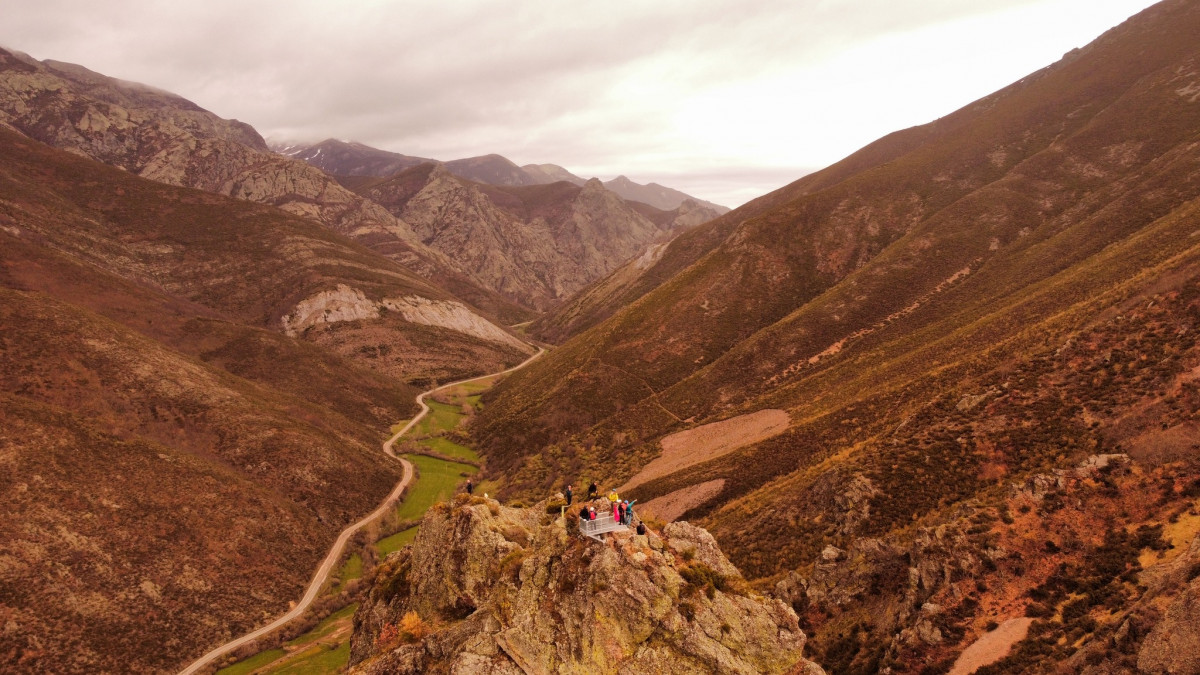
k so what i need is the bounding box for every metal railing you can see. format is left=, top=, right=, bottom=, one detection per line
left=578, top=512, right=629, bottom=540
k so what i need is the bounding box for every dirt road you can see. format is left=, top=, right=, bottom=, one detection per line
left=178, top=349, right=543, bottom=675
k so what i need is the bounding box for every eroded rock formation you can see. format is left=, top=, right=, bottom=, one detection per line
left=350, top=496, right=822, bottom=674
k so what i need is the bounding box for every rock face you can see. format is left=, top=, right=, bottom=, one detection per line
left=361, top=166, right=705, bottom=310
left=281, top=284, right=528, bottom=350
left=350, top=496, right=821, bottom=674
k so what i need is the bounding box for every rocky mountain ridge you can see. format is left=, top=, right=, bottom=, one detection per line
left=0, top=46, right=533, bottom=324
left=349, top=494, right=823, bottom=674
left=356, top=163, right=724, bottom=310
left=278, top=137, right=730, bottom=213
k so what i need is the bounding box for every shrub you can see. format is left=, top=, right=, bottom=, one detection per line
left=398, top=611, right=429, bottom=643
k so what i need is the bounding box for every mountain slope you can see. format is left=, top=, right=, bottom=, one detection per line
left=274, top=137, right=433, bottom=176
left=472, top=3, right=1200, bottom=667
left=520, top=162, right=587, bottom=185
left=477, top=0, right=1200, bottom=480
left=0, top=47, right=532, bottom=325
left=355, top=164, right=721, bottom=310
left=0, top=128, right=472, bottom=672
left=604, top=174, right=730, bottom=214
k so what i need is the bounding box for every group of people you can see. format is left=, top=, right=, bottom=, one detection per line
left=567, top=481, right=645, bottom=534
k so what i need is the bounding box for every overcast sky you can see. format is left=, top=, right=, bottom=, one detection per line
left=1, top=0, right=1160, bottom=207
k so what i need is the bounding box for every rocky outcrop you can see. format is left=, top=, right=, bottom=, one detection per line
left=281, top=284, right=530, bottom=352
left=350, top=496, right=821, bottom=674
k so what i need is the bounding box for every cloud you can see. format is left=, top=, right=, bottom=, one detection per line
left=0, top=0, right=1159, bottom=206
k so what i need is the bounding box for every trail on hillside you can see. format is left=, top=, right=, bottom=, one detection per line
left=178, top=348, right=544, bottom=675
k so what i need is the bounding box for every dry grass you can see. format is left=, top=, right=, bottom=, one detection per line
left=640, top=480, right=726, bottom=523
left=619, top=410, right=788, bottom=491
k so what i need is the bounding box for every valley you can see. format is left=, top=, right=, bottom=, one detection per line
left=4, top=1, right=1200, bottom=673
left=192, top=351, right=542, bottom=675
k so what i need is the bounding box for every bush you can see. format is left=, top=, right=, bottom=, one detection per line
left=398, top=611, right=429, bottom=643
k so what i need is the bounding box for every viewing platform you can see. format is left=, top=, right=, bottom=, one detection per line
left=579, top=512, right=629, bottom=541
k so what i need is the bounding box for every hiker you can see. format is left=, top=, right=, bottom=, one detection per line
left=579, top=505, right=589, bottom=521
left=608, top=489, right=620, bottom=503
left=617, top=500, right=626, bottom=524
left=466, top=479, right=473, bottom=495
left=565, top=484, right=573, bottom=506
left=625, top=499, right=636, bottom=523
left=588, top=506, right=597, bottom=521
left=636, top=521, right=647, bottom=536
left=612, top=498, right=620, bottom=521
left=587, top=481, right=598, bottom=500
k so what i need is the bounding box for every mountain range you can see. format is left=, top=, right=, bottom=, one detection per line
left=276, top=137, right=732, bottom=214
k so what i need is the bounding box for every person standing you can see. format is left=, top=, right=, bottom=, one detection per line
left=565, top=484, right=573, bottom=506
left=587, top=481, right=598, bottom=500
left=466, top=479, right=473, bottom=495
left=617, top=500, right=626, bottom=525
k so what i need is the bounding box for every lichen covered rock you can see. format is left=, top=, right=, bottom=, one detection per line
left=350, top=496, right=820, bottom=674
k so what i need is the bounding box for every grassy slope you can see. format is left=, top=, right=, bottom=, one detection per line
left=475, top=0, right=1200, bottom=504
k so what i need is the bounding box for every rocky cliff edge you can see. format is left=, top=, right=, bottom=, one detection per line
left=349, top=494, right=823, bottom=674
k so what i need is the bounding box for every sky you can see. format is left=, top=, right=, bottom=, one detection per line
left=0, top=0, right=1161, bottom=207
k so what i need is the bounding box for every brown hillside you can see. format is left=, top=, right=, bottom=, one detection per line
left=0, top=47, right=532, bottom=327
left=0, top=127, right=531, bottom=672
left=476, top=0, right=1200, bottom=486
left=471, top=3, right=1200, bottom=668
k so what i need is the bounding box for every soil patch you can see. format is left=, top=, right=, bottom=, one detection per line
left=620, top=409, right=789, bottom=491
left=948, top=617, right=1034, bottom=675
left=640, top=480, right=726, bottom=522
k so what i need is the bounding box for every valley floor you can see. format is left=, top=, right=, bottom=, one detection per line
left=209, top=358, right=536, bottom=675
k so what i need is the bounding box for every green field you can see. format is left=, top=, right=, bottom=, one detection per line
left=287, top=604, right=357, bottom=648
left=220, top=371, right=500, bottom=674
left=416, top=436, right=479, bottom=462
left=375, top=526, right=419, bottom=557
left=324, top=553, right=362, bottom=596
left=217, top=605, right=358, bottom=675
left=395, top=454, right=477, bottom=521
left=263, top=642, right=350, bottom=675
left=216, top=648, right=286, bottom=675
left=412, top=400, right=466, bottom=437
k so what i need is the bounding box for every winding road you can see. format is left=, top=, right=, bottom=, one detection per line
left=178, top=348, right=544, bottom=675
